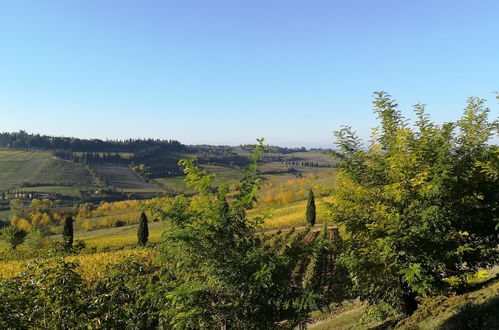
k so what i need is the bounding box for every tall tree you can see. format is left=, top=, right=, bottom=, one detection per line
left=62, top=216, right=73, bottom=249
left=330, top=92, right=499, bottom=315
left=137, top=212, right=149, bottom=246
left=145, top=139, right=343, bottom=328
left=306, top=189, right=316, bottom=226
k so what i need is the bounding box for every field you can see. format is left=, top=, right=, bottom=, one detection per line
left=0, top=148, right=336, bottom=198
left=76, top=220, right=165, bottom=249
left=0, top=150, right=51, bottom=189
left=251, top=199, right=329, bottom=229
left=20, top=185, right=83, bottom=197
left=95, top=165, right=163, bottom=192
left=0, top=249, right=156, bottom=282
left=30, top=158, right=95, bottom=186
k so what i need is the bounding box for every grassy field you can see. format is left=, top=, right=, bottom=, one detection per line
left=0, top=150, right=52, bottom=189
left=19, top=185, right=83, bottom=197
left=75, top=220, right=165, bottom=248
left=251, top=199, right=329, bottom=229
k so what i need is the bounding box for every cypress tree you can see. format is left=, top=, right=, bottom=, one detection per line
left=138, top=211, right=149, bottom=246
left=306, top=189, right=316, bottom=226
left=62, top=216, right=73, bottom=249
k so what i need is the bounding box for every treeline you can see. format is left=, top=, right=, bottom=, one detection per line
left=283, top=160, right=332, bottom=168
left=0, top=131, right=183, bottom=152
left=53, top=150, right=130, bottom=165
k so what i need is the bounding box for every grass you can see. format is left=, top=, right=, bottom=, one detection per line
left=0, top=150, right=51, bottom=189
left=201, top=164, right=243, bottom=186
left=75, top=221, right=165, bottom=249
left=398, top=270, right=499, bottom=329
left=18, top=185, right=83, bottom=197
left=251, top=199, right=329, bottom=229
left=310, top=307, right=365, bottom=329
left=154, top=176, right=194, bottom=194
left=308, top=267, right=499, bottom=330
left=0, top=209, right=11, bottom=222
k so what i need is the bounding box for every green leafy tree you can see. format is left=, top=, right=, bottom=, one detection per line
left=137, top=212, right=149, bottom=246
left=146, top=139, right=345, bottom=328
left=24, top=227, right=48, bottom=250
left=306, top=189, right=316, bottom=226
left=330, top=92, right=499, bottom=315
left=0, top=226, right=27, bottom=250
left=62, top=216, right=73, bottom=249
left=9, top=199, right=24, bottom=218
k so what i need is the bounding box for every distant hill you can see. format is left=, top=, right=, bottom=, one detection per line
left=0, top=131, right=336, bottom=201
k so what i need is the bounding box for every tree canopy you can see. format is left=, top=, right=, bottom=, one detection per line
left=329, top=92, right=498, bottom=314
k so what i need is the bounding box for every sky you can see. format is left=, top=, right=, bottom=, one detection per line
left=0, top=0, right=498, bottom=147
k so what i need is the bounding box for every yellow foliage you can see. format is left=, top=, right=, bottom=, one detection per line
left=0, top=249, right=157, bottom=282
left=11, top=216, right=32, bottom=230
left=82, top=219, right=94, bottom=231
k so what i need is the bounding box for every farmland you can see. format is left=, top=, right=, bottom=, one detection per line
left=30, top=158, right=95, bottom=186
left=0, top=150, right=51, bottom=189
left=94, top=165, right=163, bottom=192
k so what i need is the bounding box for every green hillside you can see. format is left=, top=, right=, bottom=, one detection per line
left=0, top=150, right=51, bottom=189
left=30, top=158, right=95, bottom=186
left=95, top=165, right=163, bottom=192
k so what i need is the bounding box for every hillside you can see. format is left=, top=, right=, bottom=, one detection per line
left=0, top=150, right=51, bottom=190
left=94, top=165, right=163, bottom=192
left=30, top=158, right=94, bottom=186
left=0, top=143, right=335, bottom=200
left=309, top=270, right=499, bottom=329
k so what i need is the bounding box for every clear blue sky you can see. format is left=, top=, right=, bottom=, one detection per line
left=1, top=0, right=497, bottom=147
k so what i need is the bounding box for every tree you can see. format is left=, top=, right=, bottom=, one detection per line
left=1, top=226, right=27, bottom=250
left=306, top=189, right=316, bottom=226
left=9, top=199, right=24, bottom=218
left=330, top=92, right=499, bottom=315
left=62, top=216, right=73, bottom=249
left=137, top=212, right=149, bottom=246
left=145, top=139, right=344, bottom=328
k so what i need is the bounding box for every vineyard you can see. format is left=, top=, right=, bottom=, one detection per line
left=0, top=150, right=51, bottom=189
left=30, top=158, right=95, bottom=186
left=0, top=248, right=156, bottom=282
left=94, top=165, right=163, bottom=192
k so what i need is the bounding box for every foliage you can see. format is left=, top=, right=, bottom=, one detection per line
left=0, top=255, right=159, bottom=329
left=63, top=216, right=74, bottom=250
left=145, top=138, right=346, bottom=328
left=306, top=189, right=316, bottom=226
left=137, top=211, right=149, bottom=246
left=258, top=170, right=336, bottom=206
left=329, top=92, right=499, bottom=314
left=9, top=199, right=24, bottom=218
left=24, top=227, right=51, bottom=250
left=0, top=226, right=27, bottom=251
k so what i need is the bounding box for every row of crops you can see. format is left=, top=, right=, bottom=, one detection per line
left=30, top=158, right=95, bottom=186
